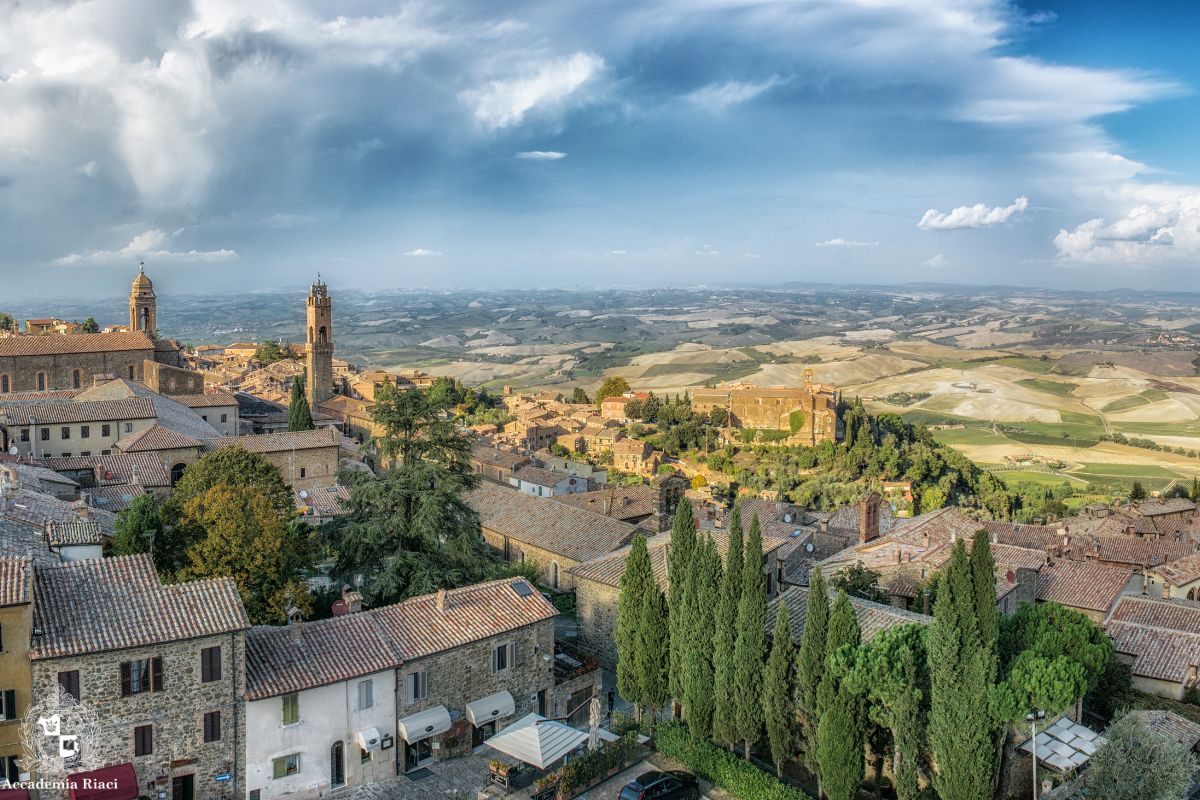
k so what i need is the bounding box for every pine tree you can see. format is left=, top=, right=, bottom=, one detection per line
left=113, top=493, right=162, bottom=556
left=796, top=568, right=830, bottom=771
left=637, top=581, right=671, bottom=732
left=765, top=596, right=796, bottom=778
left=817, top=591, right=864, bottom=800
left=288, top=377, right=315, bottom=432
left=712, top=517, right=745, bottom=749
left=683, top=534, right=721, bottom=740
left=733, top=513, right=767, bottom=759
left=929, top=539, right=997, bottom=800
left=617, top=536, right=654, bottom=722
left=668, top=498, right=698, bottom=704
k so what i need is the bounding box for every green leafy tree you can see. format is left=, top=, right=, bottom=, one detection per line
left=253, top=340, right=289, bottom=364
left=733, top=513, right=767, bottom=759
left=1130, top=481, right=1147, bottom=501
left=571, top=387, right=590, bottom=404
left=999, top=601, right=1113, bottom=717
left=0, top=313, right=13, bottom=333
left=79, top=317, right=100, bottom=334
left=764, top=597, right=796, bottom=778
left=817, top=591, right=864, bottom=800
left=796, top=568, right=830, bottom=784
left=920, top=487, right=946, bottom=513
left=288, top=377, right=315, bottom=432
left=1085, top=656, right=1133, bottom=719
left=636, top=581, right=671, bottom=732
left=113, top=493, right=163, bottom=556
left=830, top=560, right=890, bottom=605
left=709, top=406, right=729, bottom=427
left=668, top=497, right=697, bottom=703
left=712, top=513, right=744, bottom=749
left=617, top=536, right=654, bottom=722
left=595, top=376, right=632, bottom=406
left=1085, top=713, right=1197, bottom=800
left=682, top=534, right=721, bottom=740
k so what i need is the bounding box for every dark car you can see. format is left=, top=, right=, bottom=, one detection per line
left=618, top=770, right=700, bottom=800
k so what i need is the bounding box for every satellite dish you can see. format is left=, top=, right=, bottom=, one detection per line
left=806, top=542, right=814, bottom=552
left=783, top=514, right=792, bottom=523
left=299, top=490, right=309, bottom=499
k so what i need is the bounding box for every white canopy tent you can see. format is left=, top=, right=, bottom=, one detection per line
left=485, top=713, right=589, bottom=770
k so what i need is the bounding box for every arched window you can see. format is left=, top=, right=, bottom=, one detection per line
left=170, top=463, right=187, bottom=486
left=319, top=326, right=328, bottom=343
left=309, top=326, right=314, bottom=343
left=330, top=741, right=344, bottom=787
left=37, top=373, right=45, bottom=391
left=1190, top=588, right=1196, bottom=601
left=72, top=370, right=81, bottom=389
left=550, top=561, right=559, bottom=589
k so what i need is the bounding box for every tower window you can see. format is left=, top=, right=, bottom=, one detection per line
left=72, top=370, right=81, bottom=389
left=0, top=375, right=7, bottom=393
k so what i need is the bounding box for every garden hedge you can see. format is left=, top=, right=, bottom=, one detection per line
left=655, top=721, right=807, bottom=800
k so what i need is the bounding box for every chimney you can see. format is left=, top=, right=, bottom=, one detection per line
left=78, top=505, right=88, bottom=520
left=951, top=531, right=957, bottom=543
left=921, top=531, right=930, bottom=548
left=131, top=464, right=140, bottom=485
left=895, top=549, right=902, bottom=564
left=820, top=518, right=828, bottom=534
left=991, top=529, right=998, bottom=544
left=287, top=607, right=303, bottom=641
left=1163, top=583, right=1171, bottom=599
left=436, top=588, right=447, bottom=613
left=905, top=552, right=912, bottom=563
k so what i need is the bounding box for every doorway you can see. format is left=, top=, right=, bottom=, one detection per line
left=472, top=721, right=497, bottom=750
left=567, top=686, right=594, bottom=727
left=171, top=775, right=194, bottom=800
left=404, top=737, right=434, bottom=772
left=331, top=741, right=345, bottom=787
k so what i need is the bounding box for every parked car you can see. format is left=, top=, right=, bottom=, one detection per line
left=618, top=770, right=700, bottom=800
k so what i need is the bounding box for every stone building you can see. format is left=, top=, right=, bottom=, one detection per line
left=129, top=265, right=157, bottom=336
left=0, top=397, right=157, bottom=459
left=1105, top=594, right=1200, bottom=700
left=471, top=445, right=532, bottom=485
left=691, top=370, right=839, bottom=446
left=305, top=281, right=334, bottom=410
left=29, top=554, right=250, bottom=800
left=200, top=429, right=342, bottom=491
left=0, top=557, right=34, bottom=784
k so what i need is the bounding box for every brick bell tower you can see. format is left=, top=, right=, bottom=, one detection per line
left=129, top=262, right=157, bottom=336
left=306, top=277, right=334, bottom=408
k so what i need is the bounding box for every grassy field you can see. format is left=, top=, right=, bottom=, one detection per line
left=1072, top=463, right=1187, bottom=478
left=898, top=409, right=984, bottom=426
left=1101, top=395, right=1150, bottom=412
left=1005, top=431, right=1100, bottom=448
left=1073, top=474, right=1181, bottom=494
left=1016, top=378, right=1077, bottom=397
left=1058, top=410, right=1104, bottom=426
left=931, top=427, right=1007, bottom=445
left=1141, top=388, right=1172, bottom=402
left=938, top=357, right=1053, bottom=373
left=1010, top=420, right=1109, bottom=440
left=992, top=472, right=1082, bottom=487
left=1110, top=421, right=1200, bottom=437
left=1048, top=363, right=1096, bottom=377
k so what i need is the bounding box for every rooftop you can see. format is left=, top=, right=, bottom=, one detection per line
left=0, top=558, right=32, bottom=607
left=173, top=393, right=239, bottom=408
left=42, top=453, right=172, bottom=488
left=0, top=397, right=156, bottom=426
left=511, top=465, right=570, bottom=488
left=0, top=331, right=155, bottom=357
left=1035, top=559, right=1132, bottom=613
left=74, top=378, right=221, bottom=441
left=114, top=425, right=203, bottom=453
left=201, top=428, right=340, bottom=454
left=550, top=485, right=654, bottom=520
left=766, top=584, right=931, bottom=645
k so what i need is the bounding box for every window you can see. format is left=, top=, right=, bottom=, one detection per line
left=221, top=414, right=227, bottom=423
left=282, top=692, right=299, bottom=725
left=404, top=670, right=428, bottom=705
left=72, top=370, right=81, bottom=389
left=102, top=450, right=111, bottom=455
left=0, top=690, right=15, bottom=721
left=201, top=646, right=222, bottom=683
left=168, top=378, right=176, bottom=391
left=80, top=451, right=90, bottom=457
left=120, top=657, right=162, bottom=696
left=134, top=725, right=153, bottom=756
left=37, top=373, right=45, bottom=391
left=60, top=453, right=70, bottom=459
left=128, top=365, right=135, bottom=380
left=203, top=710, right=221, bottom=743
left=58, top=670, right=80, bottom=702
left=250, top=792, right=261, bottom=800
left=357, top=679, right=373, bottom=709
left=0, top=754, right=19, bottom=783
left=0, top=375, right=7, bottom=393
left=102, top=424, right=110, bottom=437
left=61, top=427, right=70, bottom=440
left=492, top=643, right=515, bottom=675
left=19, top=429, right=27, bottom=443
left=124, top=423, right=133, bottom=433
left=299, top=467, right=306, bottom=478
left=272, top=755, right=300, bottom=779
left=80, top=426, right=89, bottom=439
left=40, top=428, right=49, bottom=441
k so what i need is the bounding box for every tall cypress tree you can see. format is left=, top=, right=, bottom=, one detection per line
left=288, top=377, right=315, bottom=432
left=929, top=539, right=997, bottom=800
left=637, top=581, right=671, bottom=733
left=668, top=498, right=698, bottom=705
left=796, top=567, right=830, bottom=773
left=817, top=591, right=864, bottom=800
left=765, top=596, right=796, bottom=778
left=970, top=529, right=1000, bottom=659
left=727, top=501, right=744, bottom=608
left=617, top=535, right=654, bottom=722
left=733, top=513, right=767, bottom=759
left=683, top=534, right=721, bottom=740
left=712, top=516, right=745, bottom=749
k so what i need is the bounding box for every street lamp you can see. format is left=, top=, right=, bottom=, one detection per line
left=1026, top=709, right=1046, bottom=798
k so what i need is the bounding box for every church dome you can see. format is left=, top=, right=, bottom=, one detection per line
left=132, top=268, right=153, bottom=292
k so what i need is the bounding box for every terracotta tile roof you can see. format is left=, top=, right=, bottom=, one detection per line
left=11, top=462, right=79, bottom=488
left=1086, top=538, right=1194, bottom=569
left=766, top=585, right=931, bottom=645
left=46, top=520, right=106, bottom=546
left=3, top=487, right=119, bottom=538
left=201, top=429, right=340, bottom=454
left=1126, top=711, right=1200, bottom=748
left=0, top=517, right=59, bottom=566
left=295, top=485, right=351, bottom=518
left=0, top=397, right=156, bottom=425
left=246, top=612, right=402, bottom=700
left=173, top=393, right=238, bottom=408
left=1152, top=553, right=1200, bottom=587
left=73, top=378, right=221, bottom=441
left=115, top=425, right=203, bottom=453
left=467, top=481, right=640, bottom=563
left=1106, top=621, right=1200, bottom=683
left=86, top=484, right=147, bottom=513
left=986, top=522, right=1063, bottom=550
left=154, top=339, right=181, bottom=352
left=31, top=553, right=250, bottom=659
left=42, top=453, right=172, bottom=488
left=0, top=332, right=155, bottom=357
left=886, top=507, right=984, bottom=548
left=551, top=486, right=654, bottom=520
left=1134, top=498, right=1198, bottom=517
left=0, top=558, right=32, bottom=606
left=1035, top=560, right=1132, bottom=613
left=1107, top=594, right=1200, bottom=632
left=613, top=439, right=651, bottom=456
left=568, top=530, right=786, bottom=590
left=511, top=466, right=569, bottom=488
left=0, top=390, right=82, bottom=403
left=1153, top=516, right=1200, bottom=538
left=371, top=578, right=558, bottom=662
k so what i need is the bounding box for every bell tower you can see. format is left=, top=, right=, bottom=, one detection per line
left=129, top=262, right=157, bottom=336
left=306, top=278, right=334, bottom=408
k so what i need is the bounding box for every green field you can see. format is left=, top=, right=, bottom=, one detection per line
left=992, top=472, right=1082, bottom=487
left=1005, top=431, right=1099, bottom=448
left=1058, top=410, right=1105, bottom=427
left=1047, top=363, right=1096, bottom=377
left=1140, top=388, right=1172, bottom=402
left=1101, top=395, right=1150, bottom=412
left=1017, top=378, right=1077, bottom=397
left=1110, top=421, right=1200, bottom=437
left=1073, top=463, right=1187, bottom=478
left=898, top=409, right=984, bottom=426
left=1074, top=474, right=1181, bottom=494
left=931, top=427, right=1007, bottom=445
left=1010, top=421, right=1109, bottom=440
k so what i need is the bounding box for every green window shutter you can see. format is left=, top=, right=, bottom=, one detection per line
left=272, top=759, right=286, bottom=779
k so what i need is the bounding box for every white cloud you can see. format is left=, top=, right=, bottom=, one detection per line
left=815, top=238, right=879, bottom=247
left=919, top=197, right=1029, bottom=229
left=744, top=254, right=761, bottom=258
left=686, top=76, right=784, bottom=112
left=516, top=151, right=567, bottom=160
left=1053, top=184, right=1200, bottom=265
left=405, top=248, right=443, bottom=256
left=610, top=250, right=626, bottom=254
left=696, top=251, right=719, bottom=255
left=78, top=161, right=98, bottom=177
left=461, top=52, right=604, bottom=130
left=924, top=254, right=948, bottom=268
left=54, top=229, right=237, bottom=265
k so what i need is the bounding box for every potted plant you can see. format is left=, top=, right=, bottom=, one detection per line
left=533, top=772, right=559, bottom=799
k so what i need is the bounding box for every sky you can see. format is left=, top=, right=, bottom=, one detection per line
left=1, top=0, right=1199, bottom=297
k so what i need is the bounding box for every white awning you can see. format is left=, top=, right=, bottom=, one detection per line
left=485, top=713, right=588, bottom=770
left=397, top=706, right=451, bottom=743
left=466, top=691, right=515, bottom=726
left=356, top=727, right=382, bottom=752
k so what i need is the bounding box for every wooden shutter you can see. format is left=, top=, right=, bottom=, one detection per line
left=419, top=670, right=428, bottom=700
left=134, top=725, right=152, bottom=756
left=151, top=657, right=163, bottom=692
left=491, top=647, right=498, bottom=674
left=509, top=642, right=517, bottom=668
left=204, top=711, right=221, bottom=743
left=208, top=647, right=222, bottom=682
left=404, top=673, right=415, bottom=705
left=272, top=759, right=286, bottom=780
left=120, top=662, right=131, bottom=697
left=200, top=649, right=210, bottom=683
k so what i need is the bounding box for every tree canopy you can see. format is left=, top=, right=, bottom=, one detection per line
left=288, top=377, right=315, bottom=432
left=595, top=376, right=632, bottom=405
left=113, top=494, right=163, bottom=557
left=253, top=340, right=291, bottom=364
left=1085, top=714, right=1197, bottom=800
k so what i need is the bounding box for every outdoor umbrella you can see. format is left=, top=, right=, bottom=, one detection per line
left=588, top=695, right=602, bottom=752
left=486, top=713, right=588, bottom=770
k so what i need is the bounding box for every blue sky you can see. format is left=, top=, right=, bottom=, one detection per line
left=1, top=0, right=1198, bottom=297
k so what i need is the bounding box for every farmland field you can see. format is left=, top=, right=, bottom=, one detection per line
left=1070, top=463, right=1187, bottom=478
left=1016, top=378, right=1077, bottom=397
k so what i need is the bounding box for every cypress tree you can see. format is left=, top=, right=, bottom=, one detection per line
left=733, top=513, right=767, bottom=759
left=617, top=535, right=654, bottom=722
left=637, top=581, right=671, bottom=732
left=712, top=516, right=744, bottom=749
left=727, top=501, right=745, bottom=607
left=668, top=498, right=698, bottom=704
left=817, top=591, right=864, bottom=800
left=796, top=568, right=829, bottom=769
left=683, top=534, right=721, bottom=740
left=969, top=529, right=999, bottom=659
left=929, top=539, right=997, bottom=800
left=765, top=596, right=796, bottom=778
left=288, top=377, right=315, bottom=432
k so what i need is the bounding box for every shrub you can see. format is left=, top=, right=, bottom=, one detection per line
left=656, top=720, right=807, bottom=800
left=789, top=410, right=805, bottom=433
left=740, top=429, right=758, bottom=444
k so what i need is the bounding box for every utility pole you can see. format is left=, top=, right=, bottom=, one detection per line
left=1027, top=709, right=1045, bottom=798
